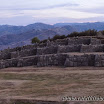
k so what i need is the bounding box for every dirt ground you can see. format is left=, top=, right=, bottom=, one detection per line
left=0, top=66, right=104, bottom=104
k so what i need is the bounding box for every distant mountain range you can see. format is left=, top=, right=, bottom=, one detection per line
left=0, top=22, right=104, bottom=50
left=0, top=23, right=54, bottom=36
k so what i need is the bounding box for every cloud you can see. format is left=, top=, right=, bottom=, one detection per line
left=0, top=16, right=103, bottom=26
left=27, top=16, right=104, bottom=25
left=72, top=6, right=104, bottom=14
left=0, top=3, right=78, bottom=10
left=0, top=0, right=104, bottom=25
left=0, top=10, right=24, bottom=18
left=0, top=15, right=35, bottom=26
left=29, top=7, right=104, bottom=19
left=67, top=0, right=104, bottom=14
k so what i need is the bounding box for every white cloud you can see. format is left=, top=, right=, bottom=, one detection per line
left=0, top=0, right=104, bottom=25
left=22, top=7, right=104, bottom=19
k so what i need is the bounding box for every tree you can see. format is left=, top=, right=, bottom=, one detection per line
left=67, top=32, right=79, bottom=37
left=31, top=37, right=40, bottom=44
left=52, top=35, right=61, bottom=40
left=67, top=30, right=97, bottom=37
left=52, top=35, right=66, bottom=41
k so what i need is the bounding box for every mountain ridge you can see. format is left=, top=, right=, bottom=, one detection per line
left=0, top=22, right=104, bottom=50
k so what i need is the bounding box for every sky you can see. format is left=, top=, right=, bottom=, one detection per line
left=0, top=0, right=104, bottom=25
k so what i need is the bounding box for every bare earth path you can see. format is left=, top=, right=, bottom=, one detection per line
left=0, top=66, right=104, bottom=104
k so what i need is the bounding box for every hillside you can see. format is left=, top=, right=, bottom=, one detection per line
left=0, top=22, right=104, bottom=49
left=54, top=22, right=104, bottom=32
left=0, top=25, right=76, bottom=50
left=0, top=23, right=54, bottom=36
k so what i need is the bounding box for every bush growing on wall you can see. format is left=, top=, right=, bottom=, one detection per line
left=31, top=37, right=40, bottom=44
left=52, top=35, right=66, bottom=41
left=31, top=29, right=98, bottom=44
left=67, top=30, right=97, bottom=37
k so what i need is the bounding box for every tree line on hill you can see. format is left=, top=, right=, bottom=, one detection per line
left=31, top=29, right=104, bottom=44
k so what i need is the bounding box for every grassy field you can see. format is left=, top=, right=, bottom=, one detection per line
left=0, top=66, right=104, bottom=104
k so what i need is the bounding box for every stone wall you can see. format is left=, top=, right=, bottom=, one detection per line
left=64, top=54, right=95, bottom=67
left=0, top=52, right=11, bottom=60
left=80, top=45, right=104, bottom=52
left=37, top=54, right=67, bottom=67
left=11, top=48, right=37, bottom=58
left=0, top=37, right=103, bottom=69
left=1, top=44, right=104, bottom=61
left=55, top=38, right=69, bottom=45
left=68, top=38, right=91, bottom=45
left=17, top=56, right=38, bottom=67
left=0, top=55, right=38, bottom=69
left=68, top=37, right=102, bottom=45
left=90, top=38, right=101, bottom=45
left=58, top=45, right=81, bottom=53
left=95, top=54, right=104, bottom=67
left=37, top=46, right=58, bottom=55
left=1, top=53, right=104, bottom=68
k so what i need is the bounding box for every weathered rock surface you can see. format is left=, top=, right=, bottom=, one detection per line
left=0, top=37, right=104, bottom=69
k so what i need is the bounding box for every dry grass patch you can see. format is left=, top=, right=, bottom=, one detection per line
left=0, top=67, right=104, bottom=103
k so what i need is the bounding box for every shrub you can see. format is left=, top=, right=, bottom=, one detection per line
left=31, top=37, right=40, bottom=44
left=52, top=35, right=66, bottom=41
left=67, top=32, right=79, bottom=37
left=40, top=39, right=48, bottom=43
left=52, top=35, right=61, bottom=40
left=67, top=30, right=97, bottom=37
